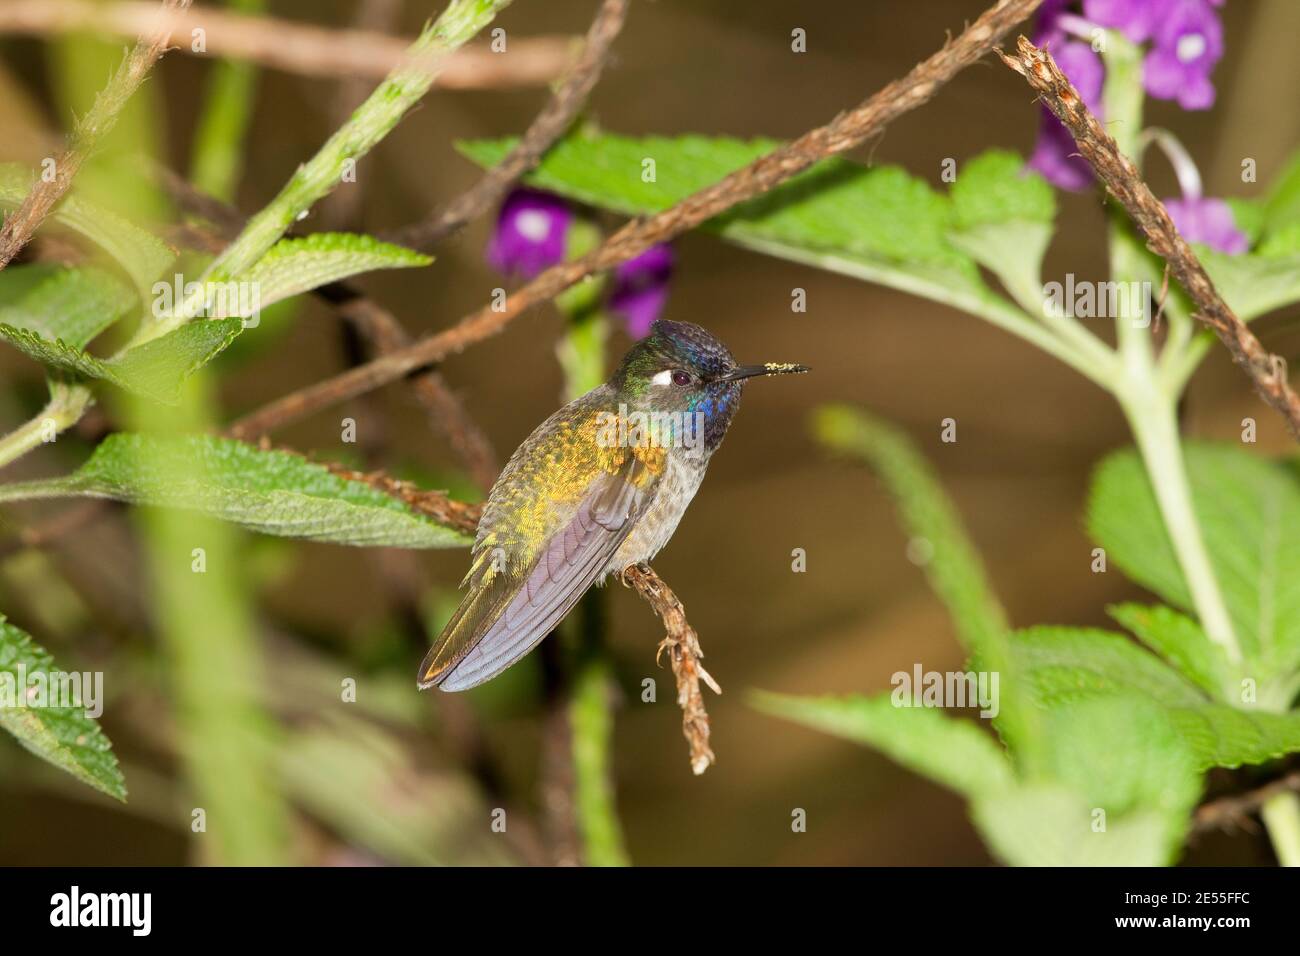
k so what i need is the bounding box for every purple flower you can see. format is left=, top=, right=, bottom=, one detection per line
left=608, top=245, right=674, bottom=339
left=1143, top=0, right=1224, bottom=110
left=1164, top=196, right=1247, bottom=254
left=1027, top=40, right=1105, bottom=190
left=1082, top=0, right=1170, bottom=43
left=486, top=189, right=572, bottom=278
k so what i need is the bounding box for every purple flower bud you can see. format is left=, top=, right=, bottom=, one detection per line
left=608, top=245, right=674, bottom=339
left=486, top=189, right=573, bottom=278
left=1164, top=196, right=1247, bottom=254
left=1143, top=0, right=1224, bottom=110
left=1027, top=40, right=1106, bottom=191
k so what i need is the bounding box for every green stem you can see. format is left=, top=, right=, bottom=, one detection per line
left=138, top=0, right=513, bottom=341
left=0, top=0, right=514, bottom=474
left=1119, top=386, right=1242, bottom=668
left=569, top=654, right=629, bottom=866
left=126, top=372, right=292, bottom=864
left=0, top=383, right=92, bottom=472
left=189, top=0, right=266, bottom=202
left=1261, top=791, right=1300, bottom=867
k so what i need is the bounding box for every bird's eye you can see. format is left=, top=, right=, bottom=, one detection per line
left=671, top=370, right=692, bottom=387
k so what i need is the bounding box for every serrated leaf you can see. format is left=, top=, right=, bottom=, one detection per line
left=1107, top=603, right=1229, bottom=699
left=0, top=434, right=474, bottom=549
left=947, top=152, right=1056, bottom=316
left=199, top=233, right=431, bottom=319
left=0, top=615, right=125, bottom=800
left=0, top=264, right=136, bottom=349
left=0, top=162, right=174, bottom=299
left=752, top=691, right=1014, bottom=798
left=1088, top=443, right=1300, bottom=691
left=459, top=133, right=1006, bottom=311
left=1200, top=248, right=1300, bottom=321
left=0, top=317, right=243, bottom=403
left=1011, top=626, right=1300, bottom=770
left=951, top=151, right=1056, bottom=228
left=976, top=697, right=1198, bottom=866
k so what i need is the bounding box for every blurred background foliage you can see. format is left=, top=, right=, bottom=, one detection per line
left=2, top=0, right=1299, bottom=865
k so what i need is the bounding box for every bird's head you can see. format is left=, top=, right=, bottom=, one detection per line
left=610, top=320, right=808, bottom=448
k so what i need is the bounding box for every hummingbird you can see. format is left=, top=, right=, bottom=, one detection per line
left=417, top=319, right=808, bottom=691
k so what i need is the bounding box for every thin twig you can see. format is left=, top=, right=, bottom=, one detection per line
left=1193, top=770, right=1300, bottom=835
left=227, top=0, right=1044, bottom=439
left=621, top=563, right=719, bottom=775
left=383, top=0, right=630, bottom=251
left=316, top=458, right=482, bottom=534
left=0, top=0, right=575, bottom=89
left=0, top=0, right=191, bottom=272
left=999, top=36, right=1300, bottom=438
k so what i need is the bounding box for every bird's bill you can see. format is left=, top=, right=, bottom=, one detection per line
left=715, top=362, right=810, bottom=383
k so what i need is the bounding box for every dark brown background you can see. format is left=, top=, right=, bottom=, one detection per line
left=2, top=0, right=1298, bottom=865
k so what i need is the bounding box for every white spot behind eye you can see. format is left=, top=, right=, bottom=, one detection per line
left=651, top=369, right=674, bottom=386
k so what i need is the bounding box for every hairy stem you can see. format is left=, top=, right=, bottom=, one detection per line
left=0, top=384, right=92, bottom=472
left=139, top=0, right=514, bottom=339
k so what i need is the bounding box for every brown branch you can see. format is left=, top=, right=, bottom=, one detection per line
left=1193, top=770, right=1300, bottom=835
left=621, top=563, right=719, bottom=775
left=226, top=0, right=1044, bottom=440
left=999, top=36, right=1300, bottom=438
left=317, top=458, right=482, bottom=534
left=383, top=0, right=630, bottom=251
left=0, top=0, right=192, bottom=273
left=0, top=0, right=575, bottom=89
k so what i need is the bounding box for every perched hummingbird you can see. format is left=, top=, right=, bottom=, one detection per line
left=418, top=319, right=808, bottom=691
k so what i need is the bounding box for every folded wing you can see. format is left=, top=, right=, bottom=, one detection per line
left=419, top=456, right=656, bottom=691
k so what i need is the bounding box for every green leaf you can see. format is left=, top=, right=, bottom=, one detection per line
left=1088, top=443, right=1300, bottom=691
left=976, top=696, right=1199, bottom=866
left=199, top=233, right=431, bottom=319
left=973, top=783, right=1182, bottom=867
left=752, top=691, right=1014, bottom=798
left=0, top=265, right=136, bottom=349
left=0, top=162, right=174, bottom=299
left=1261, top=152, right=1300, bottom=237
left=947, top=151, right=1055, bottom=315
left=0, top=615, right=125, bottom=800
left=0, top=317, right=243, bottom=404
left=0, top=434, right=474, bottom=549
left=1200, top=248, right=1300, bottom=321
left=1107, top=603, right=1229, bottom=699
left=1011, top=626, right=1208, bottom=709
left=460, top=132, right=1001, bottom=307
left=951, top=151, right=1056, bottom=227
left=1011, top=626, right=1300, bottom=770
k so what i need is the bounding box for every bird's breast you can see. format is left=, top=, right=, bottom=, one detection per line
left=607, top=450, right=710, bottom=574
